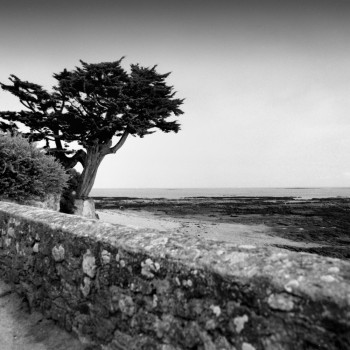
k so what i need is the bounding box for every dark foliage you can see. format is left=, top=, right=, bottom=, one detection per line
left=0, top=59, right=184, bottom=199
left=0, top=134, right=69, bottom=201
left=59, top=168, right=81, bottom=214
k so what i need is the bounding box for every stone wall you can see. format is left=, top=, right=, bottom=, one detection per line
left=1, top=193, right=61, bottom=211
left=0, top=201, right=349, bottom=350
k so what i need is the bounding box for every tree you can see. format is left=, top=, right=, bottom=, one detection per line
left=0, top=59, right=184, bottom=200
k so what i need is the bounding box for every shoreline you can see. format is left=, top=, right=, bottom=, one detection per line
left=94, top=196, right=350, bottom=260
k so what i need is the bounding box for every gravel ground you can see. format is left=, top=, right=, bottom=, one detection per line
left=0, top=280, right=87, bottom=350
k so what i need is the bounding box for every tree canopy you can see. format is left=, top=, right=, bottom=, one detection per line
left=0, top=59, right=184, bottom=199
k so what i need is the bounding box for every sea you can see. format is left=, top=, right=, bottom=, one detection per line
left=90, top=187, right=350, bottom=199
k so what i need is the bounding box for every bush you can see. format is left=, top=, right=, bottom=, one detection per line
left=0, top=133, right=69, bottom=202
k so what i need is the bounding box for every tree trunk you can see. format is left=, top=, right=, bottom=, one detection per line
left=73, top=198, right=97, bottom=219
left=72, top=136, right=128, bottom=217
left=75, top=144, right=105, bottom=199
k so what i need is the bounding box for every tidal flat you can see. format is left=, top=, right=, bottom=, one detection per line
left=94, top=196, right=350, bottom=260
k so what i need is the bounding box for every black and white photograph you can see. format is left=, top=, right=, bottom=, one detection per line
left=0, top=0, right=349, bottom=349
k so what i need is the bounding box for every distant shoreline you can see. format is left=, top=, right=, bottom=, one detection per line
left=90, top=187, right=350, bottom=200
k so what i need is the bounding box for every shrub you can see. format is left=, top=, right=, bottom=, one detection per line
left=0, top=133, right=69, bottom=202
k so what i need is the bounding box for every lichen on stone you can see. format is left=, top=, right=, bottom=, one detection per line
left=101, top=249, right=111, bottom=264
left=328, top=267, right=340, bottom=274
left=52, top=244, right=65, bottom=262
left=80, top=276, right=91, bottom=297
left=239, top=245, right=257, bottom=250
left=268, top=293, right=294, bottom=311
left=118, top=294, right=135, bottom=316
left=233, top=314, right=249, bottom=334
left=152, top=294, right=158, bottom=308
left=33, top=242, right=39, bottom=253
left=284, top=279, right=300, bottom=293
left=321, top=275, right=337, bottom=283
left=82, top=249, right=96, bottom=278
left=210, top=305, right=221, bottom=317
left=141, top=258, right=160, bottom=279
left=7, top=227, right=15, bottom=237
left=182, top=279, right=193, bottom=288
left=242, top=342, right=256, bottom=350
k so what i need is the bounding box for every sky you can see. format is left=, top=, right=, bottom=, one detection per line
left=1, top=0, right=350, bottom=188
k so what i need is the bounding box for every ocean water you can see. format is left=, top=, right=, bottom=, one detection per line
left=90, top=187, right=350, bottom=199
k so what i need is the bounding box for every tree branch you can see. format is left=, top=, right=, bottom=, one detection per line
left=54, top=132, right=63, bottom=151
left=105, top=131, right=129, bottom=155
left=19, top=100, right=33, bottom=111
left=53, top=149, right=87, bottom=169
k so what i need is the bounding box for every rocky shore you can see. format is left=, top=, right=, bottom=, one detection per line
left=93, top=196, right=350, bottom=260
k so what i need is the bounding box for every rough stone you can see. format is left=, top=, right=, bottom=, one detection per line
left=321, top=275, right=337, bottom=283
left=284, top=279, right=299, bottom=293
left=73, top=198, right=97, bottom=219
left=52, top=244, right=65, bottom=262
left=242, top=343, right=256, bottom=350
left=80, top=276, right=91, bottom=297
left=210, top=305, right=221, bottom=317
left=118, top=294, right=135, bottom=316
left=23, top=193, right=61, bottom=211
left=267, top=293, right=294, bottom=311
left=101, top=249, right=111, bottom=264
left=32, top=242, right=39, bottom=253
left=82, top=249, right=96, bottom=278
left=0, top=201, right=350, bottom=350
left=141, top=258, right=159, bottom=279
left=233, top=314, right=249, bottom=333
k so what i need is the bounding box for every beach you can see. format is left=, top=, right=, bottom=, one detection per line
left=94, top=196, right=350, bottom=260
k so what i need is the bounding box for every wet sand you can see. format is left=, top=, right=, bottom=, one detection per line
left=94, top=196, right=350, bottom=259
left=97, top=209, right=322, bottom=249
